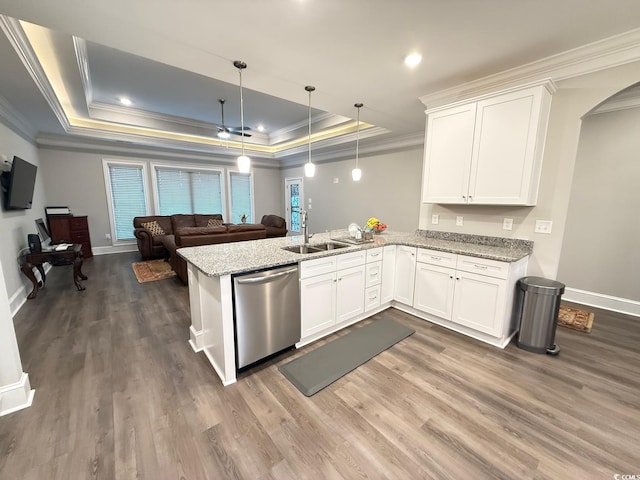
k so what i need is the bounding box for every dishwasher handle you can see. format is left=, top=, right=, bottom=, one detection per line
left=235, top=267, right=298, bottom=284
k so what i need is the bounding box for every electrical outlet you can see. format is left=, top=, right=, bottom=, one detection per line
left=534, top=220, right=553, bottom=234
left=105, top=233, right=111, bottom=240
left=333, top=178, right=339, bottom=184
left=503, top=218, right=513, bottom=231
left=431, top=214, right=439, bottom=225
left=456, top=216, right=464, bottom=226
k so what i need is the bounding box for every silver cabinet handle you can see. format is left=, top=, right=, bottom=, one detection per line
left=473, top=264, right=488, bottom=270
left=430, top=256, right=441, bottom=261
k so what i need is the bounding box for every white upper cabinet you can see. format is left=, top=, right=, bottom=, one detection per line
left=422, top=81, right=554, bottom=206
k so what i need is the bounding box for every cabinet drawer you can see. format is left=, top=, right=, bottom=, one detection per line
left=455, top=255, right=509, bottom=280
left=70, top=216, right=88, bottom=230
left=336, top=250, right=366, bottom=270
left=365, top=285, right=381, bottom=311
left=71, top=231, right=90, bottom=242
left=365, top=261, right=382, bottom=288
left=300, top=256, right=336, bottom=279
left=366, top=248, right=383, bottom=263
left=417, top=248, right=457, bottom=268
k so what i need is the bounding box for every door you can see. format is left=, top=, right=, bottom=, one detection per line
left=336, top=265, right=365, bottom=323
left=394, top=246, right=416, bottom=305
left=451, top=270, right=506, bottom=337
left=301, top=272, right=336, bottom=337
left=413, top=263, right=455, bottom=319
left=285, top=177, right=304, bottom=235
left=422, top=103, right=476, bottom=204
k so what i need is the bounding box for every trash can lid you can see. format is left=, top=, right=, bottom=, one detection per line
left=517, top=276, right=565, bottom=295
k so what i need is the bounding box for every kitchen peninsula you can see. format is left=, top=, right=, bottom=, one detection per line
left=178, top=230, right=532, bottom=385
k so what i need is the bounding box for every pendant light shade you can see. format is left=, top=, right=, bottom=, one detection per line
left=352, top=102, right=363, bottom=182
left=305, top=85, right=316, bottom=178
left=234, top=60, right=251, bottom=173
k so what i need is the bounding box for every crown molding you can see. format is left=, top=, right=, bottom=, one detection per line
left=35, top=132, right=282, bottom=168
left=0, top=95, right=37, bottom=142
left=73, top=36, right=93, bottom=109
left=0, top=15, right=71, bottom=131
left=420, top=28, right=640, bottom=108
left=269, top=112, right=336, bottom=143
left=278, top=131, right=424, bottom=168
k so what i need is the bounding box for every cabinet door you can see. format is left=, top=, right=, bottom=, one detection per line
left=469, top=86, right=547, bottom=205
left=413, top=263, right=455, bottom=319
left=394, top=246, right=416, bottom=305
left=381, top=245, right=396, bottom=304
left=336, top=265, right=365, bottom=324
left=301, top=272, right=336, bottom=337
left=451, top=270, right=506, bottom=337
left=422, top=103, right=476, bottom=204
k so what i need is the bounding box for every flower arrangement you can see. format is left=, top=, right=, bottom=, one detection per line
left=366, top=217, right=387, bottom=233
left=240, top=214, right=247, bottom=223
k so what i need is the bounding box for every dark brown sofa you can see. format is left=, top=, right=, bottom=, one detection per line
left=261, top=214, right=288, bottom=237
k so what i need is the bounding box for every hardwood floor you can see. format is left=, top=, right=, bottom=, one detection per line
left=1, top=252, right=639, bottom=479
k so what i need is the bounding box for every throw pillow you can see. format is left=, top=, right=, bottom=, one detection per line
left=141, top=220, right=165, bottom=237
left=207, top=218, right=224, bottom=227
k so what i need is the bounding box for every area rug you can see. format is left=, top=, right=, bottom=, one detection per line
left=279, top=318, right=415, bottom=396
left=132, top=259, right=176, bottom=283
left=557, top=305, right=595, bottom=333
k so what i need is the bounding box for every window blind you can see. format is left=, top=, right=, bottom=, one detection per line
left=229, top=172, right=253, bottom=223
left=156, top=168, right=223, bottom=216
left=108, top=165, right=147, bottom=241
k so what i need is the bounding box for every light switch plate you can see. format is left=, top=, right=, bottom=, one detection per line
left=333, top=178, right=339, bottom=184
left=456, top=216, right=464, bottom=226
left=431, top=214, right=439, bottom=225
left=503, top=218, right=513, bottom=231
left=534, top=220, right=553, bottom=234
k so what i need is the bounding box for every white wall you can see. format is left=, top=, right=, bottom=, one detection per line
left=38, top=148, right=284, bottom=250
left=557, top=106, right=640, bottom=302
left=419, top=61, right=640, bottom=279
left=282, top=148, right=423, bottom=234
left=0, top=122, right=46, bottom=314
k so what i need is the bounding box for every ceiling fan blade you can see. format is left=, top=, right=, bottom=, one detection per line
left=229, top=130, right=252, bottom=138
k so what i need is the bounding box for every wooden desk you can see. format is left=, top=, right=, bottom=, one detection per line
left=21, top=244, right=87, bottom=299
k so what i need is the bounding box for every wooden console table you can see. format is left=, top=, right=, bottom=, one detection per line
left=20, top=244, right=87, bottom=299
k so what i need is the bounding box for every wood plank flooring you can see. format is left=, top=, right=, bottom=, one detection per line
left=1, top=252, right=639, bottom=479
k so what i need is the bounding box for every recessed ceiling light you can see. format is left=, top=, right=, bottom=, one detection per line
left=119, top=97, right=133, bottom=106
left=404, top=53, right=422, bottom=68
left=257, top=124, right=265, bottom=132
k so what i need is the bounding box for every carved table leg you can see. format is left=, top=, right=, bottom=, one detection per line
left=73, top=256, right=86, bottom=291
left=21, top=262, right=40, bottom=299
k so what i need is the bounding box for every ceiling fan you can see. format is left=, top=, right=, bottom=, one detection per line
left=217, top=99, right=252, bottom=138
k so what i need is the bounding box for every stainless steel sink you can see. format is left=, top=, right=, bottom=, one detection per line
left=281, top=242, right=349, bottom=254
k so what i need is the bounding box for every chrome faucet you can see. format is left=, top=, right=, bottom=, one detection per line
left=301, top=209, right=313, bottom=244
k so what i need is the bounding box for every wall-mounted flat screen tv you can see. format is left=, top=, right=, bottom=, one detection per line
left=0, top=156, right=37, bottom=210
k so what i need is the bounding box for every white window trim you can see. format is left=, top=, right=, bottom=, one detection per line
left=150, top=161, right=227, bottom=218
left=226, top=168, right=255, bottom=224
left=102, top=158, right=151, bottom=245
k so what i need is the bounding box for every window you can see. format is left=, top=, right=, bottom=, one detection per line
left=152, top=164, right=224, bottom=216
left=103, top=160, right=149, bottom=242
left=228, top=171, right=254, bottom=223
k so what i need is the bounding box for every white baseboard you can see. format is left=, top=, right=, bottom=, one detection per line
left=92, top=244, right=137, bottom=256
left=0, top=372, right=35, bottom=416
left=563, top=287, right=640, bottom=318
left=189, top=326, right=204, bottom=352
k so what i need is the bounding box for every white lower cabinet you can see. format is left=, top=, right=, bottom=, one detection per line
left=394, top=245, right=416, bottom=305
left=412, top=249, right=527, bottom=343
left=300, top=252, right=365, bottom=340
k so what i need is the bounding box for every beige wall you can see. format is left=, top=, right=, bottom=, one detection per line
left=282, top=149, right=423, bottom=234
left=419, top=61, right=640, bottom=279
left=0, top=123, right=45, bottom=311
left=38, top=148, right=284, bottom=249
left=557, top=106, right=640, bottom=301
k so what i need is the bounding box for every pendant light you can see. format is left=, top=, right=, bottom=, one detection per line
left=304, top=85, right=316, bottom=177
left=352, top=102, right=363, bottom=181
left=234, top=60, right=251, bottom=173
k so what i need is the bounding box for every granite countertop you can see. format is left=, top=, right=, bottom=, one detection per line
left=177, top=230, right=533, bottom=277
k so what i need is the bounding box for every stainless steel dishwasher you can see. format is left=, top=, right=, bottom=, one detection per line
left=233, top=264, right=301, bottom=369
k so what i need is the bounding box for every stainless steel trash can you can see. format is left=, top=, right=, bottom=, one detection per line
left=515, top=276, right=565, bottom=355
